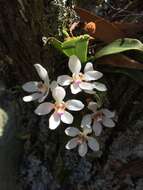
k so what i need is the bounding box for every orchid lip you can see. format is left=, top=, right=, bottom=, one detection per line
left=75, top=80, right=81, bottom=85
left=54, top=102, right=66, bottom=116
left=57, top=112, right=64, bottom=116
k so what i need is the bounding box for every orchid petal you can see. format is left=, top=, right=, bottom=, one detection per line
left=66, top=100, right=84, bottom=111
left=34, top=64, right=49, bottom=84
left=65, top=127, right=80, bottom=137
left=79, top=82, right=93, bottom=91
left=22, top=81, right=39, bottom=92
left=88, top=137, right=100, bottom=151
left=84, top=62, right=94, bottom=72
left=93, top=82, right=107, bottom=91
left=102, top=117, right=115, bottom=128
left=57, top=75, right=72, bottom=86
left=78, top=142, right=88, bottom=157
left=23, top=93, right=42, bottom=102
left=65, top=137, right=78, bottom=149
left=84, top=71, right=103, bottom=81
left=84, top=90, right=96, bottom=94
left=68, top=55, right=81, bottom=74
left=34, top=102, right=54, bottom=115
left=50, top=80, right=58, bottom=91
left=93, top=121, right=103, bottom=136
left=38, top=91, right=49, bottom=103
left=49, top=112, right=61, bottom=130
left=52, top=86, right=66, bottom=102
left=61, top=111, right=73, bottom=124
left=70, top=83, right=81, bottom=94
left=88, top=101, right=98, bottom=112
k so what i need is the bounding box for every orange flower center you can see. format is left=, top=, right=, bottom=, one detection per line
left=92, top=111, right=104, bottom=122
left=55, top=102, right=66, bottom=116
left=72, top=73, right=85, bottom=84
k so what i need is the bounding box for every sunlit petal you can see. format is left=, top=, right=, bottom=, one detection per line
left=78, top=142, right=88, bottom=157
left=52, top=86, right=66, bottom=102
left=70, top=83, right=81, bottom=94
left=66, top=99, right=84, bottom=111
left=49, top=112, right=61, bottom=130
left=79, top=82, right=93, bottom=90
left=34, top=102, right=54, bottom=115
left=84, top=62, right=94, bottom=73
left=84, top=89, right=96, bottom=94
left=68, top=55, right=81, bottom=74
left=57, top=75, right=72, bottom=86
left=65, top=127, right=80, bottom=137
left=61, top=111, right=73, bottom=124
left=34, top=64, right=49, bottom=84
left=50, top=80, right=58, bottom=91
left=88, top=137, right=100, bottom=151
left=93, top=82, right=107, bottom=91
left=84, top=71, right=103, bottom=81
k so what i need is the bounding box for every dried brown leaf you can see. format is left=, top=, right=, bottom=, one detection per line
left=97, top=54, right=143, bottom=70
left=74, top=7, right=125, bottom=43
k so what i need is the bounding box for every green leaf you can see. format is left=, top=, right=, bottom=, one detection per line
left=62, top=35, right=89, bottom=62
left=94, top=38, right=143, bottom=59
left=48, top=37, right=63, bottom=51
left=49, top=35, right=90, bottom=63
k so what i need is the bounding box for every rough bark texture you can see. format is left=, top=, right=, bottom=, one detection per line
left=0, top=0, right=143, bottom=190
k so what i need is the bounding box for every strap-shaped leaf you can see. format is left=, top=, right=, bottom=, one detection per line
left=116, top=69, right=143, bottom=86
left=104, top=68, right=143, bottom=86
left=94, top=38, right=143, bottom=59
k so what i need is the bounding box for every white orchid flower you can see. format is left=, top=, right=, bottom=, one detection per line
left=83, top=61, right=107, bottom=94
left=34, top=86, right=84, bottom=130
left=22, top=64, right=50, bottom=103
left=65, top=115, right=99, bottom=157
left=57, top=55, right=105, bottom=94
left=88, top=101, right=115, bottom=136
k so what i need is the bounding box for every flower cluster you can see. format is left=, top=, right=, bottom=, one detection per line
left=22, top=55, right=116, bottom=157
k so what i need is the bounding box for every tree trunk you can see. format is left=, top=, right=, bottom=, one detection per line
left=0, top=0, right=70, bottom=189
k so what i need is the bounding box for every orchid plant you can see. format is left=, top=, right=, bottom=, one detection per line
left=57, top=55, right=106, bottom=94
left=22, top=55, right=116, bottom=157
left=22, top=64, right=50, bottom=103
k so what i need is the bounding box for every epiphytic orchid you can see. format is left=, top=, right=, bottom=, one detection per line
left=65, top=115, right=100, bottom=157
left=57, top=55, right=105, bottom=94
left=22, top=64, right=50, bottom=103
left=88, top=101, right=115, bottom=136
left=34, top=86, right=84, bottom=130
